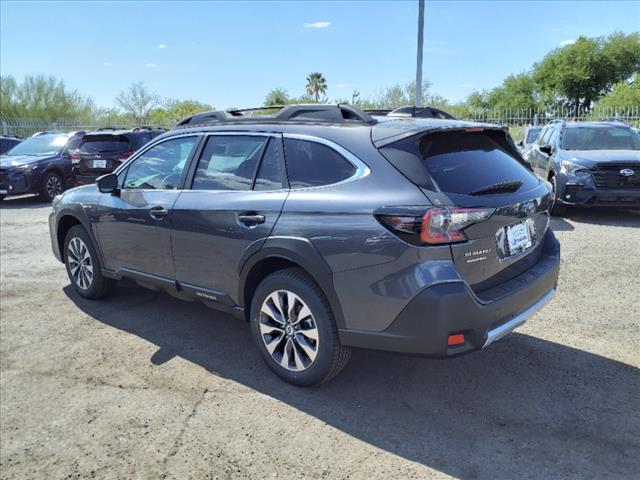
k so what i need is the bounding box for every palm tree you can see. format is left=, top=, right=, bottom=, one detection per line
left=264, top=87, right=290, bottom=106
left=305, top=72, right=327, bottom=102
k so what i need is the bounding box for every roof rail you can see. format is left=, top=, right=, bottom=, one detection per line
left=175, top=104, right=377, bottom=128
left=363, top=106, right=456, bottom=120
left=95, top=126, right=120, bottom=131
left=132, top=126, right=167, bottom=131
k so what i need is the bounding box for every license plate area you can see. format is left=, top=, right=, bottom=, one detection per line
left=92, top=160, right=107, bottom=169
left=507, top=219, right=533, bottom=256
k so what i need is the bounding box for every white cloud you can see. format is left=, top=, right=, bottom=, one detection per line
left=336, top=83, right=351, bottom=88
left=560, top=39, right=576, bottom=46
left=304, top=21, right=331, bottom=29
left=103, top=62, right=112, bottom=66
left=144, top=62, right=158, bottom=68
left=158, top=44, right=168, bottom=49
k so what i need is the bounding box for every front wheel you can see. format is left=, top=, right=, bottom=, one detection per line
left=64, top=225, right=116, bottom=299
left=40, top=171, right=64, bottom=202
left=250, top=268, right=351, bottom=386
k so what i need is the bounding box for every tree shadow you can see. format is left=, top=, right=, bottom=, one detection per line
left=63, top=283, right=640, bottom=479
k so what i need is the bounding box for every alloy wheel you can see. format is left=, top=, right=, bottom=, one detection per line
left=67, top=237, right=93, bottom=290
left=259, top=290, right=320, bottom=372
left=46, top=175, right=63, bottom=199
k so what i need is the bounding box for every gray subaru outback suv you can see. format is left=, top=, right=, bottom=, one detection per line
left=49, top=104, right=560, bottom=386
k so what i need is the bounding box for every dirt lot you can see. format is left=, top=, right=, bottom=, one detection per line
left=1, top=195, right=639, bottom=480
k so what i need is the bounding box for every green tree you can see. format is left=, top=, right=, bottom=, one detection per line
left=264, top=88, right=290, bottom=106
left=0, top=74, right=94, bottom=120
left=305, top=72, right=327, bottom=101
left=115, top=82, right=160, bottom=124
left=533, top=32, right=640, bottom=115
left=594, top=74, right=640, bottom=110
left=485, top=73, right=539, bottom=112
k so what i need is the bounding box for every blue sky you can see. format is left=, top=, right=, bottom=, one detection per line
left=1, top=1, right=638, bottom=110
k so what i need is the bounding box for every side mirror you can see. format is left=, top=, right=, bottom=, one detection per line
left=539, top=145, right=553, bottom=156
left=97, top=173, right=119, bottom=194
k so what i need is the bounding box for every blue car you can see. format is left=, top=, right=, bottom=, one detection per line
left=0, top=131, right=85, bottom=202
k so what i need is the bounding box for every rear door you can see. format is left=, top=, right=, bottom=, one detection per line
left=94, top=135, right=200, bottom=279
left=170, top=133, right=288, bottom=304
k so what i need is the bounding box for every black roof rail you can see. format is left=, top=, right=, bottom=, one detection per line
left=175, top=104, right=377, bottom=128
left=132, top=125, right=167, bottom=131
left=95, top=126, right=120, bottom=131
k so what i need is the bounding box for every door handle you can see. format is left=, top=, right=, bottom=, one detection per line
left=149, top=207, right=169, bottom=220
left=238, top=213, right=265, bottom=226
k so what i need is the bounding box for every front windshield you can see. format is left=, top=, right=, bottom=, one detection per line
left=5, top=134, right=69, bottom=156
left=561, top=126, right=640, bottom=151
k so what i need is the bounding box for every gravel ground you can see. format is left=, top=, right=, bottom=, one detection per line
left=1, top=195, right=639, bottom=480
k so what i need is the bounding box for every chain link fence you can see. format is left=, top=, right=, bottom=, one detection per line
left=2, top=106, right=639, bottom=140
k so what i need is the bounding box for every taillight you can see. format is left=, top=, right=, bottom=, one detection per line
left=377, top=207, right=494, bottom=245
left=121, top=150, right=134, bottom=160
left=70, top=150, right=80, bottom=164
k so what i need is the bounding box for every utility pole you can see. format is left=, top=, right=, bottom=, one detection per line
left=415, top=0, right=425, bottom=107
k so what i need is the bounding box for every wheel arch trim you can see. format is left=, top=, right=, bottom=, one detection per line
left=238, top=236, right=346, bottom=329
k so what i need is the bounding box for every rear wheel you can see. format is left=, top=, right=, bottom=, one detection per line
left=250, top=268, right=351, bottom=386
left=41, top=171, right=64, bottom=202
left=64, top=225, right=115, bottom=299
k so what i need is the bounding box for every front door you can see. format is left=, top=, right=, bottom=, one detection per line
left=171, top=133, right=289, bottom=304
left=95, top=135, right=200, bottom=279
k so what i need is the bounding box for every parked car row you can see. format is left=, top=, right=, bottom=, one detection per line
left=0, top=127, right=165, bottom=202
left=519, top=120, right=640, bottom=214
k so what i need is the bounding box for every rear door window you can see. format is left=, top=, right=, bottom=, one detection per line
left=80, top=135, right=130, bottom=154
left=191, top=135, right=269, bottom=191
left=284, top=138, right=356, bottom=188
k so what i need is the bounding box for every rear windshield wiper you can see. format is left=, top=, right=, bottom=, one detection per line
left=470, top=180, right=523, bottom=196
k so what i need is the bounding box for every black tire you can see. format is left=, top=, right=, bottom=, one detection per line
left=250, top=268, right=351, bottom=386
left=550, top=176, right=566, bottom=216
left=64, top=225, right=116, bottom=299
left=40, top=171, right=64, bottom=202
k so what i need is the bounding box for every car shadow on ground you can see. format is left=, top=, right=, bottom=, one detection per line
left=561, top=206, right=640, bottom=228
left=0, top=194, right=49, bottom=209
left=64, top=283, right=640, bottom=479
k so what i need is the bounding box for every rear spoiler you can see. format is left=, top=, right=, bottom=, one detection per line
left=372, top=121, right=508, bottom=148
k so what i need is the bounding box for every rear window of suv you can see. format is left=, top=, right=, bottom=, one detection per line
left=379, top=130, right=539, bottom=195
left=79, top=135, right=130, bottom=154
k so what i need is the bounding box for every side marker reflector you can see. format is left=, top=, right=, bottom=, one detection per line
left=448, top=334, right=465, bottom=346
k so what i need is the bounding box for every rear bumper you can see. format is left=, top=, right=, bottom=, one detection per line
left=73, top=172, right=101, bottom=185
left=338, top=229, right=560, bottom=356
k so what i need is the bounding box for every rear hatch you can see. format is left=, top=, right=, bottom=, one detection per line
left=75, top=134, right=131, bottom=174
left=375, top=124, right=553, bottom=293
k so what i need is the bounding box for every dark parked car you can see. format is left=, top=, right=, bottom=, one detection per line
left=72, top=127, right=165, bottom=185
left=517, top=125, right=542, bottom=158
left=0, top=135, right=23, bottom=155
left=49, top=104, right=559, bottom=385
left=528, top=121, right=640, bottom=214
left=0, top=131, right=85, bottom=202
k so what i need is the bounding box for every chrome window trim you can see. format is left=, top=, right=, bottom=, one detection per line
left=282, top=133, right=371, bottom=190
left=113, top=132, right=202, bottom=176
